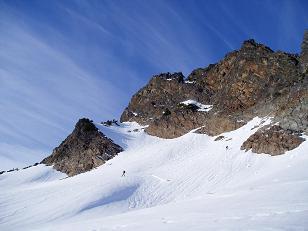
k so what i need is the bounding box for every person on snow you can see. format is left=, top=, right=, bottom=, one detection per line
left=122, top=170, right=126, bottom=177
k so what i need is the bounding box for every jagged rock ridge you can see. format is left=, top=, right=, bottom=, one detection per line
left=121, top=32, right=308, bottom=155
left=42, top=118, right=123, bottom=176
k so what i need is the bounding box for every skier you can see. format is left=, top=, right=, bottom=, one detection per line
left=122, top=170, right=126, bottom=177
left=226, top=146, right=229, bottom=150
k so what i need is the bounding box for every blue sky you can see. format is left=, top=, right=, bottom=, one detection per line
left=0, top=0, right=307, bottom=164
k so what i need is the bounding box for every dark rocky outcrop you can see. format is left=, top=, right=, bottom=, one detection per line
left=120, top=72, right=210, bottom=125
left=241, top=125, right=305, bottom=155
left=121, top=36, right=307, bottom=141
left=120, top=72, right=213, bottom=138
left=300, top=29, right=308, bottom=74
left=42, top=118, right=123, bottom=176
left=189, top=40, right=301, bottom=112
left=119, top=31, right=308, bottom=155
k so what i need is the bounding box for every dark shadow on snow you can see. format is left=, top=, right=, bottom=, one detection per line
left=79, top=185, right=139, bottom=213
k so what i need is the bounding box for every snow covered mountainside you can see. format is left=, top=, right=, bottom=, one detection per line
left=1, top=118, right=308, bottom=230
left=1, top=32, right=307, bottom=230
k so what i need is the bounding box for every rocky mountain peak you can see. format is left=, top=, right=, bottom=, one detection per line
left=121, top=34, right=307, bottom=155
left=42, top=118, right=123, bottom=176
left=241, top=39, right=273, bottom=53
left=74, top=118, right=98, bottom=134
left=152, top=72, right=185, bottom=83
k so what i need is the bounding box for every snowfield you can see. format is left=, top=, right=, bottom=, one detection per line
left=0, top=117, right=308, bottom=230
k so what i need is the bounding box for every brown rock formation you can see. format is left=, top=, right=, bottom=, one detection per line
left=188, top=39, right=301, bottom=112
left=300, top=29, right=308, bottom=74
left=42, top=118, right=123, bottom=176
left=241, top=125, right=305, bottom=155
left=121, top=37, right=307, bottom=140
left=145, top=109, right=208, bottom=138
left=120, top=72, right=210, bottom=125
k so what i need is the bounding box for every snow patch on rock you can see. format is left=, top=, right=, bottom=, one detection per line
left=181, top=99, right=213, bottom=112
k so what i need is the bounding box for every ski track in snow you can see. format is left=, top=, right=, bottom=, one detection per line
left=0, top=117, right=308, bottom=230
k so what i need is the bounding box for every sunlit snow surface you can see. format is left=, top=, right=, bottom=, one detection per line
left=180, top=99, right=213, bottom=112
left=0, top=117, right=308, bottom=230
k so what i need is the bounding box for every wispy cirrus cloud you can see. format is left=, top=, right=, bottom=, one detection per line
left=0, top=143, right=45, bottom=170
left=0, top=13, right=134, bottom=167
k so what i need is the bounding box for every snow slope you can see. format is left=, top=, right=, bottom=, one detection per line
left=0, top=117, right=307, bottom=230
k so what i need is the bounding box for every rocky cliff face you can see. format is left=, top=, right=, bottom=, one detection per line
left=120, top=72, right=210, bottom=125
left=300, top=30, right=308, bottom=74
left=188, top=40, right=301, bottom=112
left=241, top=125, right=305, bottom=155
left=42, top=118, right=123, bottom=176
left=121, top=32, right=308, bottom=155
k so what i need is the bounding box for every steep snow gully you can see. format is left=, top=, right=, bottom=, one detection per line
left=0, top=117, right=308, bottom=230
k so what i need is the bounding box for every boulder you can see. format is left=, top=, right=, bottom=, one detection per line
left=241, top=125, right=305, bottom=155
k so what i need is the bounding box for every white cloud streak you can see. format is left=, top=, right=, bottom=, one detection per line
left=0, top=15, right=131, bottom=165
